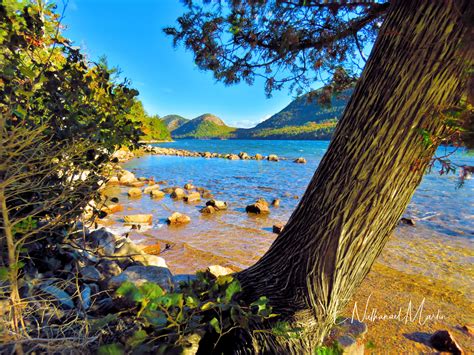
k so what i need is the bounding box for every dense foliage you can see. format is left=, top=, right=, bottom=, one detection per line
left=129, top=100, right=171, bottom=141
left=246, top=119, right=337, bottom=140
left=0, top=0, right=144, bottom=336
left=101, top=272, right=302, bottom=354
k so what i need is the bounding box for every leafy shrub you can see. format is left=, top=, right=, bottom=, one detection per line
left=104, top=272, right=298, bottom=353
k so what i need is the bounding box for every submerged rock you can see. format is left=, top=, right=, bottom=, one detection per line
left=267, top=154, right=279, bottom=162
left=128, top=181, right=146, bottom=188
left=123, top=214, right=153, bottom=225
left=167, top=212, right=191, bottom=225
left=246, top=198, right=270, bottom=214
left=101, top=203, right=123, bottom=215
left=184, top=192, right=201, bottom=202
left=206, top=200, right=228, bottom=210
left=271, top=198, right=280, bottom=207
left=171, top=187, right=186, bottom=199
left=143, top=184, right=161, bottom=194
left=294, top=157, right=307, bottom=164
left=150, top=189, right=165, bottom=198
left=200, top=205, right=216, bottom=214
left=127, top=187, right=142, bottom=198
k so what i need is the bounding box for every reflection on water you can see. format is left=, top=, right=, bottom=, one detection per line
left=101, top=140, right=473, bottom=296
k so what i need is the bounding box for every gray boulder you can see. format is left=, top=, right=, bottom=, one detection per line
left=107, top=265, right=172, bottom=291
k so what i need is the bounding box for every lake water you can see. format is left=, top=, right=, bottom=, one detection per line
left=102, top=139, right=473, bottom=295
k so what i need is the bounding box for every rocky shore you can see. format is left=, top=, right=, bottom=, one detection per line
left=111, top=145, right=307, bottom=164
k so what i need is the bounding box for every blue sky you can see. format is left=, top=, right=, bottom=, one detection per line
left=62, top=0, right=308, bottom=128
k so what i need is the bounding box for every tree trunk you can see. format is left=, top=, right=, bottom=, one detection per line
left=235, top=0, right=473, bottom=352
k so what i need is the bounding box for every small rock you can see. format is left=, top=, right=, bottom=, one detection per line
left=400, top=217, right=416, bottom=226
left=97, top=259, right=122, bottom=278
left=239, top=152, right=250, bottom=160
left=123, top=214, right=153, bottom=225
left=228, top=154, right=240, bottom=160
left=267, top=154, right=279, bottom=162
left=38, top=284, right=74, bottom=309
left=101, top=203, right=123, bottom=214
left=143, top=184, right=161, bottom=194
left=184, top=183, right=194, bottom=190
left=162, top=187, right=174, bottom=193
left=107, top=265, right=172, bottom=291
left=150, top=189, right=165, bottom=198
left=272, top=223, right=284, bottom=234
left=142, top=244, right=161, bottom=255
left=138, top=177, right=148, bottom=182
left=80, top=265, right=102, bottom=282
left=106, top=176, right=120, bottom=185
left=294, top=157, right=307, bottom=164
left=246, top=198, right=270, bottom=214
left=171, top=187, right=186, bottom=199
left=119, top=171, right=136, bottom=185
left=128, top=181, right=146, bottom=188
left=80, top=285, right=92, bottom=310
left=167, top=212, right=191, bottom=225
left=200, top=205, right=216, bottom=214
left=127, top=187, right=142, bottom=198
left=254, top=154, right=263, bottom=160
left=462, top=324, right=474, bottom=336
left=134, top=254, right=168, bottom=268
left=184, top=192, right=201, bottom=202
left=89, top=228, right=116, bottom=256
left=430, top=330, right=463, bottom=354
left=172, top=274, right=198, bottom=285
left=207, top=265, right=234, bottom=278
left=271, top=198, right=280, bottom=207
left=206, top=200, right=228, bottom=210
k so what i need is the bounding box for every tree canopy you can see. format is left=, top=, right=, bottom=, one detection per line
left=165, top=1, right=391, bottom=100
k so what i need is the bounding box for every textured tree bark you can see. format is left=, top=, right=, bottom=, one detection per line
left=234, top=0, right=473, bottom=352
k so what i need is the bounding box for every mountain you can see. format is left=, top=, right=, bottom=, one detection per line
left=172, top=113, right=236, bottom=139
left=162, top=114, right=189, bottom=132
left=240, top=88, right=353, bottom=139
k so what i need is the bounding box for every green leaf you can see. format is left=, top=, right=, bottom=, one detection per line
left=98, top=343, right=124, bottom=355
left=250, top=296, right=269, bottom=313
left=89, top=314, right=118, bottom=332
left=215, top=274, right=234, bottom=286
left=139, top=282, right=164, bottom=300
left=185, top=295, right=199, bottom=309
left=116, top=281, right=141, bottom=301
left=0, top=267, right=9, bottom=281
left=201, top=301, right=216, bottom=311
left=210, top=317, right=221, bottom=334
left=126, top=329, right=147, bottom=348
left=224, top=280, right=241, bottom=302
